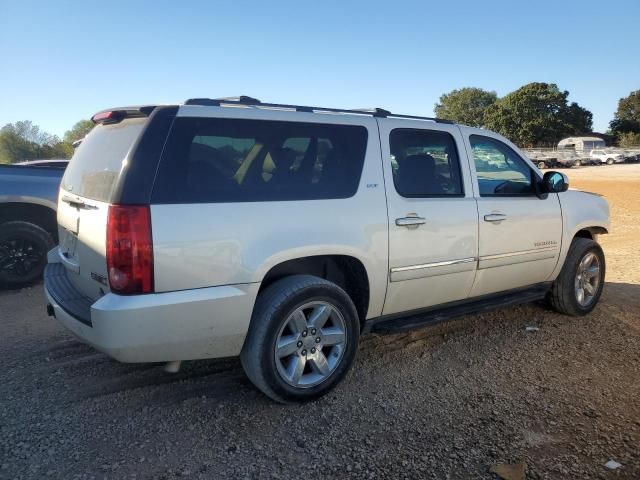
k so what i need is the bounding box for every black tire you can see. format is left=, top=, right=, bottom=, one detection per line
left=547, top=238, right=605, bottom=316
left=240, top=275, right=360, bottom=403
left=537, top=161, right=546, bottom=169
left=606, top=158, right=614, bottom=165
left=574, top=159, right=581, bottom=167
left=0, top=221, right=54, bottom=286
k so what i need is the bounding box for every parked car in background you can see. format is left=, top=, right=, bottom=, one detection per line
left=590, top=149, right=625, bottom=165
left=621, top=149, right=640, bottom=163
left=530, top=154, right=560, bottom=169
left=0, top=161, right=67, bottom=286
left=572, top=153, right=598, bottom=166
left=523, top=150, right=575, bottom=169
left=15, top=159, right=69, bottom=168
left=44, top=97, right=610, bottom=403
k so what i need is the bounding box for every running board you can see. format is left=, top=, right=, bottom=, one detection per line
left=366, top=283, right=551, bottom=335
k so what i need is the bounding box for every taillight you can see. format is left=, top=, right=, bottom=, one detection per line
left=106, top=205, right=154, bottom=294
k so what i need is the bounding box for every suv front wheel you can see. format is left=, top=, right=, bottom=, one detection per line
left=547, top=238, right=605, bottom=316
left=241, top=275, right=360, bottom=403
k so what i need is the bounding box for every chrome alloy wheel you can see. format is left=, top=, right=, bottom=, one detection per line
left=574, top=252, right=601, bottom=307
left=274, top=301, right=347, bottom=388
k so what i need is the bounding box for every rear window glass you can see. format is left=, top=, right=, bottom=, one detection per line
left=151, top=117, right=368, bottom=203
left=61, top=118, right=146, bottom=202
left=390, top=129, right=463, bottom=197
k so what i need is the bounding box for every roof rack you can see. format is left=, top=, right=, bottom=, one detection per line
left=183, top=96, right=454, bottom=124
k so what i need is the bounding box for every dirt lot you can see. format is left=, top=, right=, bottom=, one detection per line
left=1, top=164, right=639, bottom=480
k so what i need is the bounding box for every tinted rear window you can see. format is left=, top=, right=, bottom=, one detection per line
left=390, top=129, right=463, bottom=197
left=151, top=117, right=368, bottom=203
left=61, top=118, right=146, bottom=202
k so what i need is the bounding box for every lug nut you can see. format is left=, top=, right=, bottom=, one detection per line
left=301, top=349, right=307, bottom=356
left=311, top=347, right=316, bottom=354
left=302, top=330, right=308, bottom=337
left=315, top=337, right=321, bottom=343
left=297, top=341, right=303, bottom=348
left=310, top=328, right=317, bottom=335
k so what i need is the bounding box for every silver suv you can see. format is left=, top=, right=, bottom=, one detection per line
left=44, top=97, right=610, bottom=403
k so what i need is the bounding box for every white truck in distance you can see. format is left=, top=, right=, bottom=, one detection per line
left=590, top=149, right=625, bottom=165
left=44, top=97, right=610, bottom=403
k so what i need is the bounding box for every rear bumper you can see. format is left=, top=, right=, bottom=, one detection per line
left=44, top=262, right=259, bottom=362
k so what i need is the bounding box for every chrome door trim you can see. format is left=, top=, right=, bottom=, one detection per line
left=391, top=257, right=476, bottom=273
left=479, top=246, right=557, bottom=261
left=478, top=246, right=559, bottom=270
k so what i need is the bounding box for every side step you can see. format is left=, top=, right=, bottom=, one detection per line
left=367, top=283, right=551, bottom=335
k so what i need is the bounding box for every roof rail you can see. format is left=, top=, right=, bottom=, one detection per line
left=183, top=97, right=454, bottom=124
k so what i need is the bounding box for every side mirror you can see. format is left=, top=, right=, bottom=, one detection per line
left=543, top=171, right=569, bottom=193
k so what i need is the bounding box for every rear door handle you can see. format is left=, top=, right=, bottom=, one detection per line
left=396, top=216, right=426, bottom=228
left=484, top=213, right=507, bottom=223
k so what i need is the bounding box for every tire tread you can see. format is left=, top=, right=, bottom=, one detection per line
left=548, top=237, right=605, bottom=316
left=241, top=275, right=358, bottom=403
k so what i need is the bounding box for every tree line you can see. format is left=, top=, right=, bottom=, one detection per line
left=435, top=83, right=640, bottom=148
left=1, top=86, right=639, bottom=163
left=0, top=119, right=93, bottom=164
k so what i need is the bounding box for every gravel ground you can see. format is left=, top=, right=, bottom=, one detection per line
left=1, top=165, right=639, bottom=479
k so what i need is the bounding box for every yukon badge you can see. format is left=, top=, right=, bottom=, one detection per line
left=534, top=240, right=558, bottom=247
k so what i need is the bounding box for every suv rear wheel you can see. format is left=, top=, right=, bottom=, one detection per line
left=241, top=275, right=359, bottom=403
left=0, top=221, right=54, bottom=287
left=547, top=238, right=605, bottom=316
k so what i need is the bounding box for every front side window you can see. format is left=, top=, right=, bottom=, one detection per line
left=470, top=135, right=535, bottom=196
left=389, top=129, right=463, bottom=197
left=152, top=118, right=368, bottom=203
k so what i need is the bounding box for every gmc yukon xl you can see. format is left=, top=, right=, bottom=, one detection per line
left=44, top=97, right=610, bottom=403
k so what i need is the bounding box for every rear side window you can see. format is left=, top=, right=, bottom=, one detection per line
left=152, top=117, right=368, bottom=203
left=61, top=118, right=146, bottom=202
left=389, top=129, right=463, bottom=197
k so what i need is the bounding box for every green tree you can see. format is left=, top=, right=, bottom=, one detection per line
left=618, top=131, right=640, bottom=147
left=434, top=87, right=497, bottom=127
left=63, top=119, right=94, bottom=143
left=0, top=127, right=35, bottom=164
left=609, top=90, right=640, bottom=134
left=483, top=82, right=593, bottom=147
left=0, top=120, right=70, bottom=163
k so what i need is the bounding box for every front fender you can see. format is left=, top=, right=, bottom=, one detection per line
left=550, top=190, right=610, bottom=279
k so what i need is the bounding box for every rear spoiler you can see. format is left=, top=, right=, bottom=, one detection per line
left=91, top=105, right=158, bottom=125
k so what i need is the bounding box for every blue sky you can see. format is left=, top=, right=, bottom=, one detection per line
left=1, top=0, right=638, bottom=137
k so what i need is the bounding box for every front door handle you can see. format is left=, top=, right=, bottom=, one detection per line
left=396, top=216, right=426, bottom=228
left=484, top=213, right=507, bottom=223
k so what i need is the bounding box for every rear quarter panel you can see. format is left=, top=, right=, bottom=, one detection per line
left=151, top=108, right=388, bottom=319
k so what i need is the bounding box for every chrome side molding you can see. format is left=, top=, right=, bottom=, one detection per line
left=391, top=257, right=476, bottom=273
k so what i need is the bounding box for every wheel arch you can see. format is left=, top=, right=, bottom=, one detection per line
left=0, top=202, right=58, bottom=240
left=257, top=254, right=371, bottom=330
left=574, top=226, right=608, bottom=240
